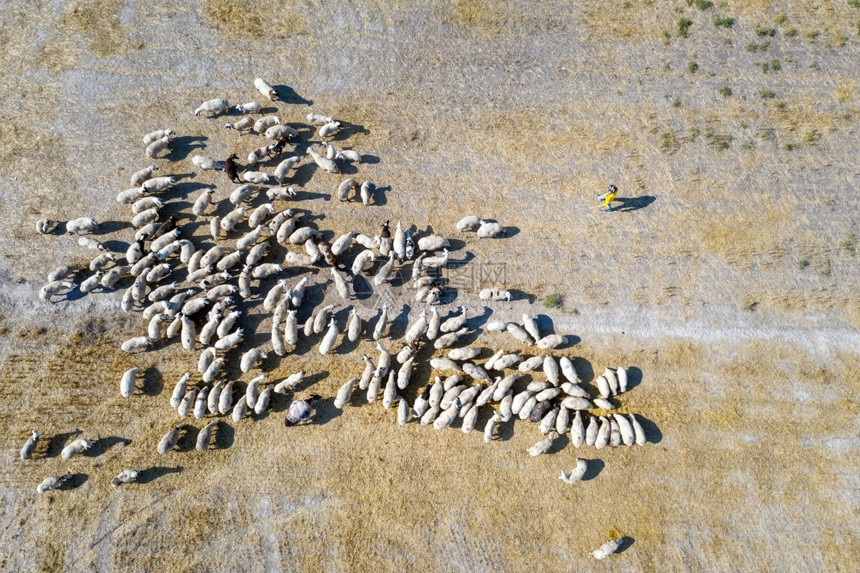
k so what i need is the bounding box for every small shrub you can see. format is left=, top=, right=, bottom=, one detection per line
left=798, top=259, right=809, bottom=270
left=662, top=30, right=672, bottom=45
left=848, top=0, right=860, bottom=7
left=678, top=17, right=693, bottom=37
left=821, top=260, right=832, bottom=277
left=694, top=0, right=713, bottom=9
left=774, top=101, right=787, bottom=110
left=660, top=129, right=677, bottom=150
left=740, top=140, right=755, bottom=150
left=755, top=26, right=776, bottom=37
left=719, top=86, right=732, bottom=96
left=714, top=16, right=734, bottom=27
left=769, top=59, right=781, bottom=71
left=784, top=142, right=797, bottom=150
left=739, top=120, right=748, bottom=128
left=688, top=61, right=699, bottom=73
left=672, top=97, right=682, bottom=107
left=805, top=30, right=820, bottom=40
left=804, top=129, right=821, bottom=144
left=759, top=89, right=776, bottom=99
left=689, top=126, right=700, bottom=140
left=746, top=41, right=769, bottom=52
left=785, top=27, right=798, bottom=37
left=775, top=14, right=788, bottom=25
left=543, top=294, right=562, bottom=309
left=741, top=298, right=758, bottom=311
left=705, top=129, right=732, bottom=150
left=841, top=234, right=857, bottom=256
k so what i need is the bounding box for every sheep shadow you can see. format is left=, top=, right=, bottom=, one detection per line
left=214, top=421, right=234, bottom=449
left=45, top=430, right=82, bottom=458
left=87, top=436, right=132, bottom=457
left=616, top=536, right=636, bottom=554
left=93, top=220, right=129, bottom=236
left=509, top=290, right=536, bottom=304
left=175, top=425, right=198, bottom=452
left=141, top=368, right=163, bottom=396
left=572, top=357, right=595, bottom=384
left=313, top=396, right=342, bottom=426
left=370, top=185, right=390, bottom=206
left=137, top=466, right=182, bottom=484
left=581, top=458, right=605, bottom=481
left=547, top=433, right=570, bottom=454
left=291, top=163, right=318, bottom=187
left=496, top=419, right=516, bottom=441
left=637, top=415, right=662, bottom=444
left=58, top=473, right=88, bottom=490
left=626, top=366, right=643, bottom=391
left=360, top=154, right=380, bottom=165
left=614, top=195, right=655, bottom=213
left=273, top=85, right=313, bottom=106
left=331, top=121, right=369, bottom=141
left=166, top=136, right=207, bottom=161
left=502, top=225, right=521, bottom=238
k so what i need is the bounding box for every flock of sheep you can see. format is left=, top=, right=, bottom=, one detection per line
left=25, top=77, right=640, bottom=559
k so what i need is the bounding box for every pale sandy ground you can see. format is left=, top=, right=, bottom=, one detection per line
left=0, top=1, right=858, bottom=571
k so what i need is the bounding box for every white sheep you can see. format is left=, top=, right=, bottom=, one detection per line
left=273, top=156, right=300, bottom=183
left=192, top=155, right=225, bottom=170
left=61, top=438, right=91, bottom=460
left=35, top=219, right=58, bottom=234
left=265, top=124, right=298, bottom=140
left=318, top=121, right=341, bottom=138
left=130, top=164, right=158, bottom=186
left=335, top=149, right=361, bottom=163
left=307, top=113, right=334, bottom=125
left=156, top=426, right=180, bottom=454
left=66, top=217, right=98, bottom=234
left=253, top=115, right=281, bottom=133
left=120, top=367, right=140, bottom=397
left=477, top=221, right=505, bottom=238
left=479, top=288, right=511, bottom=302
left=224, top=116, right=255, bottom=131
left=243, top=171, right=272, bottom=184
left=141, top=175, right=176, bottom=193
left=559, top=459, right=588, bottom=484
left=143, top=129, right=173, bottom=145
left=111, top=469, right=140, bottom=488
left=20, top=431, right=41, bottom=461
left=145, top=136, right=171, bottom=157
left=234, top=101, right=261, bottom=114
left=254, top=78, right=278, bottom=101
left=37, top=474, right=73, bottom=494
left=592, top=538, right=623, bottom=560
left=307, top=147, right=339, bottom=173
left=194, top=98, right=229, bottom=117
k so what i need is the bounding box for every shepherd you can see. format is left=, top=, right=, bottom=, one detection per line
left=596, top=184, right=618, bottom=211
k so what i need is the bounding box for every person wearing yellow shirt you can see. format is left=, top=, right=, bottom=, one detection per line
left=596, top=184, right=618, bottom=211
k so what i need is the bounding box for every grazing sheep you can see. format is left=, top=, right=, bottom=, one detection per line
left=592, top=538, right=623, bottom=560
left=111, top=469, right=140, bottom=488
left=335, top=149, right=361, bottom=163
left=319, top=121, right=341, bottom=138
left=116, top=187, right=146, bottom=203
left=537, top=334, right=566, bottom=350
left=20, top=431, right=41, bottom=461
left=145, top=136, right=171, bottom=157
left=66, top=217, right=98, bottom=235
left=336, top=179, right=358, bottom=202
left=559, top=459, right=588, bottom=484
left=141, top=175, right=176, bottom=193
left=254, top=78, right=278, bottom=101
left=477, top=221, right=505, bottom=238
left=120, top=367, right=140, bottom=397
left=121, top=336, right=153, bottom=353
left=527, top=432, right=556, bottom=456
left=306, top=113, right=334, bottom=125
left=224, top=116, right=255, bottom=131
left=307, top=147, right=339, bottom=173
left=506, top=323, right=533, bottom=345
left=194, top=98, right=229, bottom=117
left=265, top=124, right=298, bottom=141
left=242, top=171, right=272, bottom=184
left=273, top=156, right=300, bottom=183
left=143, top=129, right=174, bottom=145
left=192, top=155, right=225, bottom=171
left=479, top=288, right=511, bottom=302
left=61, top=438, right=91, bottom=460
left=240, top=348, right=267, bottom=373
left=35, top=219, right=58, bottom=234
left=456, top=215, right=484, bottom=231
left=218, top=381, right=235, bottom=415
left=130, top=164, right=158, bottom=186
left=417, top=235, right=450, bottom=252
left=440, top=306, right=467, bottom=333
left=235, top=101, right=261, bottom=114
left=37, top=474, right=73, bottom=494
left=156, top=426, right=180, bottom=454
left=253, top=115, right=281, bottom=134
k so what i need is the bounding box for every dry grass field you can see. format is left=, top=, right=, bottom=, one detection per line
left=0, top=1, right=857, bottom=571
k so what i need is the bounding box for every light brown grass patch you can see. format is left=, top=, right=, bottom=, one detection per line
left=580, top=0, right=673, bottom=40
left=204, top=0, right=310, bottom=39
left=61, top=0, right=131, bottom=58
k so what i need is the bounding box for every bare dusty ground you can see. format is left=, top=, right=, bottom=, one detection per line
left=0, top=1, right=858, bottom=571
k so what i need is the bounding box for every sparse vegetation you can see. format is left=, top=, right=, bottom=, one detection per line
left=821, top=260, right=832, bottom=277
left=784, top=142, right=798, bottom=150
left=689, top=126, right=700, bottom=140
left=543, top=293, right=562, bottom=309
left=759, top=89, right=776, bottom=99
left=755, top=26, right=776, bottom=37
left=798, top=259, right=809, bottom=270
left=719, top=86, right=732, bottom=96
left=705, top=129, right=732, bottom=150
left=785, top=27, right=798, bottom=37
left=660, top=129, right=677, bottom=150
left=672, top=97, right=681, bottom=107
left=741, top=298, right=758, bottom=311
left=770, top=59, right=781, bottom=71
left=805, top=30, right=820, bottom=40
left=714, top=16, right=734, bottom=28
left=740, top=140, right=755, bottom=150
left=693, top=0, right=713, bottom=9
left=775, top=14, right=788, bottom=25
left=841, top=234, right=857, bottom=256
left=688, top=61, right=699, bottom=73
left=849, top=0, right=860, bottom=7
left=662, top=30, right=672, bottom=45
left=804, top=129, right=821, bottom=144
left=677, top=17, right=693, bottom=37
left=746, top=41, right=770, bottom=51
